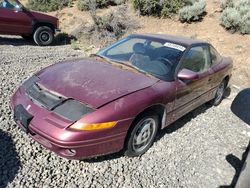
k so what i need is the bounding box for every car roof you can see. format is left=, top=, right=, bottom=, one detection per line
left=129, top=33, right=209, bottom=47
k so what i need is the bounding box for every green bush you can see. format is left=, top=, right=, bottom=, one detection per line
left=161, top=0, right=186, bottom=17
left=27, top=0, right=72, bottom=12
left=220, top=0, right=250, bottom=34
left=179, top=0, right=206, bottom=23
left=77, top=0, right=125, bottom=11
left=132, top=0, right=188, bottom=17
left=220, top=8, right=240, bottom=29
left=83, top=5, right=138, bottom=47
left=220, top=0, right=234, bottom=9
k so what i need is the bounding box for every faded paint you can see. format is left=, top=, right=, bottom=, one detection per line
left=37, top=58, right=159, bottom=108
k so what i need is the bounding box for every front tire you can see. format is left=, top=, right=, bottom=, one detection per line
left=33, top=26, right=54, bottom=46
left=124, top=114, right=159, bottom=157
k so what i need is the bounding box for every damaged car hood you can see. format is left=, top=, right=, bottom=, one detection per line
left=36, top=58, right=159, bottom=108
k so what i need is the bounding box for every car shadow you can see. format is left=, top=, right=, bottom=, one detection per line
left=157, top=86, right=232, bottom=139
left=220, top=88, right=250, bottom=187
left=157, top=103, right=212, bottom=140
left=219, top=146, right=250, bottom=188
left=0, top=33, right=75, bottom=46
left=224, top=87, right=231, bottom=98
left=0, top=36, right=34, bottom=46
left=0, top=129, right=21, bottom=188
left=81, top=152, right=124, bottom=163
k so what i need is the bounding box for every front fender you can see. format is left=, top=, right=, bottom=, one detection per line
left=77, top=81, right=176, bottom=131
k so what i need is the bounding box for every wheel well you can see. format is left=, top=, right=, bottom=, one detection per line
left=135, top=105, right=165, bottom=124
left=33, top=22, right=55, bottom=34
left=123, top=104, right=165, bottom=148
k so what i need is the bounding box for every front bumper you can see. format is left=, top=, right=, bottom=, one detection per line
left=29, top=125, right=127, bottom=160
left=11, top=86, right=132, bottom=160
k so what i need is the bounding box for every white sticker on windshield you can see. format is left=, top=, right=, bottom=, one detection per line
left=164, top=42, right=186, bottom=52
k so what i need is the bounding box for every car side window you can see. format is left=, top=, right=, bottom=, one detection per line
left=180, top=46, right=210, bottom=73
left=210, top=46, right=222, bottom=66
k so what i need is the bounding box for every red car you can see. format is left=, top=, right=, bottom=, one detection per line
left=0, top=0, right=60, bottom=46
left=11, top=34, right=233, bottom=159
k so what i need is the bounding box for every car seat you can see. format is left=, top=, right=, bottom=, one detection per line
left=129, top=43, right=151, bottom=67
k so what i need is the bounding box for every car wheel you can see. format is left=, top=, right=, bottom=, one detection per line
left=212, top=80, right=226, bottom=106
left=33, top=26, right=54, bottom=46
left=124, top=114, right=159, bottom=157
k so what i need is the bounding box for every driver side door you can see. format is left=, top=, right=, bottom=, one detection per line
left=174, top=45, right=212, bottom=119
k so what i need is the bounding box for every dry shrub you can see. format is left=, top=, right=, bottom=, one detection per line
left=220, top=0, right=250, bottom=34
left=82, top=4, right=139, bottom=47
left=179, top=0, right=206, bottom=23
left=27, top=0, right=72, bottom=12
left=132, top=0, right=186, bottom=18
left=77, top=0, right=125, bottom=11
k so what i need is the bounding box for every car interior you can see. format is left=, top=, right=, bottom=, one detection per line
left=129, top=43, right=171, bottom=76
left=180, top=46, right=209, bottom=73
left=128, top=42, right=183, bottom=76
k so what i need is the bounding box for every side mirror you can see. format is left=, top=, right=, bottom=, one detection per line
left=177, top=68, right=199, bottom=81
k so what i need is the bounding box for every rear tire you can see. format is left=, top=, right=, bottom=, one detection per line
left=212, top=80, right=226, bottom=106
left=33, top=26, right=54, bottom=46
left=124, top=113, right=159, bottom=157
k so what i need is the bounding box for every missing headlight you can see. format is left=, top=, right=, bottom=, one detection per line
left=26, top=83, right=66, bottom=110
left=23, top=75, right=39, bottom=90
left=24, top=77, right=93, bottom=121
left=53, top=99, right=94, bottom=121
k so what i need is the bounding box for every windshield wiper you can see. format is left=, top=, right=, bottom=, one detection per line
left=91, top=54, right=152, bottom=77
left=112, top=59, right=151, bottom=76
left=90, top=54, right=107, bottom=60
left=90, top=54, right=116, bottom=64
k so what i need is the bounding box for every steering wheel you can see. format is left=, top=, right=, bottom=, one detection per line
left=156, top=57, right=173, bottom=67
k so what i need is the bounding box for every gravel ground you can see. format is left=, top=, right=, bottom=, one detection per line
left=0, top=36, right=249, bottom=188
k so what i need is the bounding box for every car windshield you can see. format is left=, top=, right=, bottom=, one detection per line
left=97, top=36, right=186, bottom=81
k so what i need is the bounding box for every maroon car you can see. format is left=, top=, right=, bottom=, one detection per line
left=0, top=0, right=60, bottom=45
left=11, top=34, right=233, bottom=159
